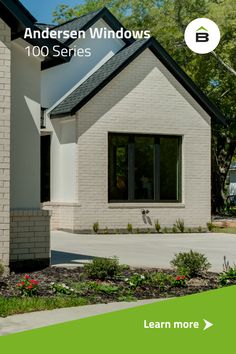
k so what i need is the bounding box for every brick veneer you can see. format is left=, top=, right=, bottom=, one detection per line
left=48, top=49, right=211, bottom=232
left=10, top=210, right=51, bottom=271
left=0, top=20, right=11, bottom=268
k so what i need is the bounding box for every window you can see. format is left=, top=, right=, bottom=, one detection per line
left=41, top=135, right=51, bottom=203
left=108, top=133, right=181, bottom=203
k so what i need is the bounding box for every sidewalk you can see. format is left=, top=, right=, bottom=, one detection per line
left=0, top=299, right=165, bottom=336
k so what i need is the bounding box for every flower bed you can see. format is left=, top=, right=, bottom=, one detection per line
left=0, top=252, right=235, bottom=317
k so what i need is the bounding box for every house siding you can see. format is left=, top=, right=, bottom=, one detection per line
left=0, top=20, right=11, bottom=267
left=48, top=49, right=211, bottom=231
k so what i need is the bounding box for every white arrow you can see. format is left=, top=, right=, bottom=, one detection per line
left=203, top=319, right=213, bottom=331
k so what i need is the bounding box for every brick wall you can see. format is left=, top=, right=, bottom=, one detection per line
left=0, top=20, right=11, bottom=267
left=10, top=210, right=50, bottom=271
left=50, top=48, right=211, bottom=231
left=43, top=202, right=80, bottom=231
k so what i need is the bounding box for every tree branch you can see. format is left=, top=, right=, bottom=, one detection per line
left=211, top=51, right=236, bottom=77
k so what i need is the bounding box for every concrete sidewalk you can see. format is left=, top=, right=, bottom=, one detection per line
left=52, top=231, right=236, bottom=272
left=0, top=299, right=163, bottom=336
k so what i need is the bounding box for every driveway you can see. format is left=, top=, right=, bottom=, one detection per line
left=51, top=231, right=236, bottom=272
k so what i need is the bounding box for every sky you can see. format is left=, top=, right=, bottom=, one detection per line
left=21, top=0, right=84, bottom=24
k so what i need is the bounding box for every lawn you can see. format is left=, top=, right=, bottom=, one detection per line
left=0, top=297, right=87, bottom=317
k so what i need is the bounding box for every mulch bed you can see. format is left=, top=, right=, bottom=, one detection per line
left=0, top=267, right=220, bottom=302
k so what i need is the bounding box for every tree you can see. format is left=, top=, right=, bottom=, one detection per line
left=53, top=0, right=236, bottom=212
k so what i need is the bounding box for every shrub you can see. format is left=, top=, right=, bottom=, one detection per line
left=198, top=226, right=202, bottom=233
left=16, top=274, right=39, bottom=297
left=51, top=283, right=75, bottom=295
left=163, top=227, right=168, bottom=233
left=0, top=262, right=4, bottom=276
left=126, top=273, right=146, bottom=288
left=172, top=225, right=178, bottom=233
left=175, top=219, right=185, bottom=233
left=97, top=284, right=119, bottom=295
left=149, top=272, right=174, bottom=291
left=174, top=275, right=187, bottom=287
left=93, top=222, right=99, bottom=234
left=84, top=257, right=121, bottom=280
left=155, top=220, right=161, bottom=233
left=127, top=223, right=133, bottom=233
left=207, top=222, right=214, bottom=232
left=170, top=250, right=211, bottom=277
left=219, top=256, right=236, bottom=286
left=103, top=227, right=109, bottom=235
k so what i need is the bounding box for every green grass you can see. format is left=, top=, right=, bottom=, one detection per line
left=0, top=296, right=88, bottom=317
left=212, top=226, right=236, bottom=234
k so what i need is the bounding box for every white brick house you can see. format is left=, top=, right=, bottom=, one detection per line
left=0, top=1, right=225, bottom=270
left=41, top=8, right=224, bottom=232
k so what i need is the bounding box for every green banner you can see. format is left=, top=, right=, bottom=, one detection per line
left=1, top=286, right=235, bottom=353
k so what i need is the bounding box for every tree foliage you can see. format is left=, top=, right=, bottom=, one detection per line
left=53, top=0, right=236, bottom=212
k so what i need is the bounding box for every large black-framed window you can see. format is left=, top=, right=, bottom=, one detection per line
left=108, top=133, right=182, bottom=203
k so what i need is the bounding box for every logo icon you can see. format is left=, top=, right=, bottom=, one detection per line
left=196, top=26, right=209, bottom=42
left=185, top=18, right=220, bottom=54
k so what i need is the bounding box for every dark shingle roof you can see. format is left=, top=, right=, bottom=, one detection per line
left=36, top=23, right=54, bottom=31
left=36, top=8, right=133, bottom=47
left=50, top=36, right=225, bottom=125
left=50, top=39, right=148, bottom=117
left=35, top=10, right=102, bottom=43
left=52, top=9, right=102, bottom=43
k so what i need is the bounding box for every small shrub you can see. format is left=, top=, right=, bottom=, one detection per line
left=174, top=275, right=187, bottom=287
left=16, top=274, right=39, bottom=297
left=136, top=228, right=140, bottom=234
left=187, top=228, right=192, bottom=233
left=97, top=284, right=119, bottom=295
left=170, top=250, right=211, bottom=277
left=103, top=227, right=109, bottom=235
left=127, top=223, right=133, bottom=233
left=51, top=282, right=75, bottom=295
left=115, top=229, right=120, bottom=234
left=207, top=222, right=214, bottom=232
left=126, top=273, right=146, bottom=288
left=163, top=227, right=168, bottom=234
left=84, top=257, right=121, bottom=280
left=146, top=228, right=151, bottom=234
left=172, top=225, right=178, bottom=233
left=0, top=262, right=4, bottom=276
left=219, top=256, right=236, bottom=286
left=155, top=220, right=161, bottom=233
left=149, top=272, right=174, bottom=291
left=93, top=222, right=99, bottom=234
left=198, top=226, right=202, bottom=233
left=175, top=219, right=185, bottom=233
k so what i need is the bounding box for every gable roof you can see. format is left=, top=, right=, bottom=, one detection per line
left=0, top=0, right=70, bottom=67
left=0, top=0, right=36, bottom=36
left=36, top=7, right=134, bottom=46
left=50, top=37, right=225, bottom=125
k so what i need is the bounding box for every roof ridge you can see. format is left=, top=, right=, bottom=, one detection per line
left=51, top=8, right=104, bottom=29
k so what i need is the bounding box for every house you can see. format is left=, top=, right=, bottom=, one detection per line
left=0, top=1, right=224, bottom=271
left=41, top=8, right=224, bottom=232
left=0, top=0, right=69, bottom=271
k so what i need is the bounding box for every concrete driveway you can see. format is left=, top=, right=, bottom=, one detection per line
left=51, top=231, right=236, bottom=272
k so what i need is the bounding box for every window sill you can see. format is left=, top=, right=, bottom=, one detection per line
left=108, top=203, right=185, bottom=209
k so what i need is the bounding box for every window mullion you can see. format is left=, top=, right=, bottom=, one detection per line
left=154, top=137, right=160, bottom=201
left=128, top=137, right=135, bottom=201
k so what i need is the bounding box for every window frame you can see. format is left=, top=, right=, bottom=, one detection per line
left=108, top=132, right=182, bottom=203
